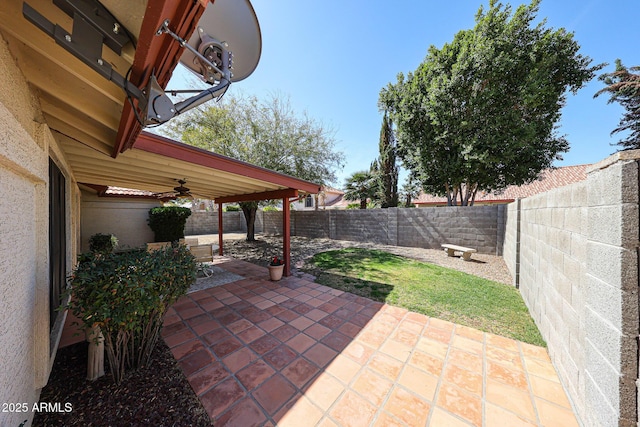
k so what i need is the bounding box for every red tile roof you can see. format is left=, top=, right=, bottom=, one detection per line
left=414, top=164, right=589, bottom=206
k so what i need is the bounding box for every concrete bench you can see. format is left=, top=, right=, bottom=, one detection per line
left=441, top=244, right=477, bottom=261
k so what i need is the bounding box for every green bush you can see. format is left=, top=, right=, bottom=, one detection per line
left=224, top=205, right=241, bottom=212
left=147, top=206, right=191, bottom=242
left=89, top=233, right=118, bottom=254
left=262, top=205, right=279, bottom=212
left=66, top=245, right=196, bottom=383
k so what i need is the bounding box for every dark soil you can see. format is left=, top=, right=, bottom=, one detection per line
left=33, top=341, right=211, bottom=427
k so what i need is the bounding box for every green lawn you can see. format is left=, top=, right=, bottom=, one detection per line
left=307, top=248, right=545, bottom=346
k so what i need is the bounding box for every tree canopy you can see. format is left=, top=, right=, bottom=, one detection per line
left=595, top=60, right=640, bottom=150
left=344, top=170, right=378, bottom=209
left=379, top=0, right=602, bottom=205
left=165, top=93, right=344, bottom=239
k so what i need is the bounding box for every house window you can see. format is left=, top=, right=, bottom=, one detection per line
left=49, top=159, right=66, bottom=330
left=305, top=194, right=313, bottom=208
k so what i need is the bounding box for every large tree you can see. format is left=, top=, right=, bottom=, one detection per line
left=377, top=112, right=399, bottom=208
left=166, top=93, right=344, bottom=240
left=595, top=60, right=640, bottom=150
left=379, top=0, right=602, bottom=205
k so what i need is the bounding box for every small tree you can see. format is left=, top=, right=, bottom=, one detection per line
left=400, top=175, right=422, bottom=207
left=147, top=206, right=191, bottom=242
left=595, top=60, right=640, bottom=150
left=377, top=112, right=399, bottom=207
left=344, top=170, right=378, bottom=209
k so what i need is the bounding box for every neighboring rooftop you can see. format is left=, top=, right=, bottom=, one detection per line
left=414, top=164, right=589, bottom=206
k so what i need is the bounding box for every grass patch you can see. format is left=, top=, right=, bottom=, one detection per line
left=307, top=248, right=545, bottom=346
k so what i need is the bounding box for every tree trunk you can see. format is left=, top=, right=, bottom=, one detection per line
left=240, top=201, right=258, bottom=241
left=360, top=199, right=367, bottom=209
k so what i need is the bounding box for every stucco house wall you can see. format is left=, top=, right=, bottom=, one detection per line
left=0, top=35, right=79, bottom=426
left=80, top=191, right=161, bottom=252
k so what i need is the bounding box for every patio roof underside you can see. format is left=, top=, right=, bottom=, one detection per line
left=62, top=131, right=320, bottom=201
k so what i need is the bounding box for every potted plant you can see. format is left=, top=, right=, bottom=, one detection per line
left=268, top=256, right=285, bottom=281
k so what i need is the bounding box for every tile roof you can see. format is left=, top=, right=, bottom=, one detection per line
left=414, top=164, right=589, bottom=205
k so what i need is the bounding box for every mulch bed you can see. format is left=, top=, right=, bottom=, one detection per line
left=33, top=340, right=211, bottom=427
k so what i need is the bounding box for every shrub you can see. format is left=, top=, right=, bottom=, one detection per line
left=89, top=233, right=118, bottom=254
left=224, top=205, right=241, bottom=212
left=147, top=206, right=191, bottom=242
left=66, top=245, right=196, bottom=383
left=262, top=205, right=279, bottom=212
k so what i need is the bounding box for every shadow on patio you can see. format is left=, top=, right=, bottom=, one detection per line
left=162, top=257, right=578, bottom=426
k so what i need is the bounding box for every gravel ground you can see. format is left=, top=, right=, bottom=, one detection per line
left=195, top=234, right=513, bottom=285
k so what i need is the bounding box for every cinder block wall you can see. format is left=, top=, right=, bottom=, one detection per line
left=513, top=152, right=640, bottom=427
left=185, top=211, right=262, bottom=235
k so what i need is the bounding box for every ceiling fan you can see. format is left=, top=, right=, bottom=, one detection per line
left=173, top=179, right=193, bottom=199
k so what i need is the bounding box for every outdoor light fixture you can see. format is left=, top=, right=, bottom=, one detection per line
left=22, top=0, right=261, bottom=127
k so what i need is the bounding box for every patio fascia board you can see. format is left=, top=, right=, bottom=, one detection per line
left=134, top=131, right=321, bottom=194
left=113, top=0, right=207, bottom=157
left=215, top=189, right=298, bottom=204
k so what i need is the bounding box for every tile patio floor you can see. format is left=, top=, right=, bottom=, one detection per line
left=162, top=257, right=578, bottom=427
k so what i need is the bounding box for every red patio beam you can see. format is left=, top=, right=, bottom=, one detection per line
left=113, top=0, right=207, bottom=157
left=215, top=189, right=298, bottom=204
left=282, top=195, right=291, bottom=276
left=134, top=132, right=320, bottom=194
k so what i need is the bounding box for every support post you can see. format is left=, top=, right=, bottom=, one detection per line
left=283, top=197, right=291, bottom=276
left=218, top=202, right=224, bottom=255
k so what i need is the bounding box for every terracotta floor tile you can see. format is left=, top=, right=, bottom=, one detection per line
left=306, top=308, right=329, bottom=322
left=272, top=324, right=300, bottom=342
left=222, top=346, right=258, bottom=372
left=429, top=408, right=475, bottom=427
left=249, top=334, right=281, bottom=355
left=330, top=391, right=377, bottom=426
left=275, top=396, right=323, bottom=427
left=352, top=368, right=394, bottom=406
left=486, top=345, right=524, bottom=371
left=215, top=397, right=267, bottom=427
left=384, top=386, right=431, bottom=426
left=448, top=348, right=483, bottom=373
left=520, top=342, right=551, bottom=362
left=398, top=365, right=439, bottom=401
left=486, top=379, right=536, bottom=422
left=236, top=359, right=276, bottom=391
left=379, top=339, right=413, bottom=362
left=383, top=305, right=407, bottom=320
left=275, top=309, right=299, bottom=323
left=319, top=314, right=344, bottom=329
left=246, top=310, right=272, bottom=324
left=170, top=338, right=206, bottom=361
left=179, top=348, right=215, bottom=377
left=452, top=335, right=484, bottom=355
left=423, top=326, right=454, bottom=344
left=524, top=357, right=561, bottom=382
left=227, top=318, right=253, bottom=334
left=409, top=350, right=445, bottom=377
left=304, top=323, right=332, bottom=340
left=191, top=319, right=222, bottom=335
left=292, top=303, right=314, bottom=315
left=202, top=327, right=232, bottom=346
left=486, top=333, right=519, bottom=352
left=405, top=311, right=429, bottom=326
left=304, top=373, right=345, bottom=411
left=286, top=333, right=316, bottom=353
left=373, top=411, right=405, bottom=427
left=254, top=374, right=297, bottom=415
left=416, top=337, right=449, bottom=360
left=368, top=353, right=404, bottom=381
left=535, top=397, right=580, bottom=427
left=357, top=329, right=387, bottom=348
left=289, top=315, right=315, bottom=331
left=321, top=331, right=351, bottom=352
left=337, top=321, right=361, bottom=338
left=443, top=364, right=483, bottom=396
left=304, top=343, right=338, bottom=368
left=199, top=377, right=245, bottom=418
left=210, top=336, right=243, bottom=358
left=487, top=361, right=529, bottom=390
left=186, top=313, right=213, bottom=327
left=326, top=354, right=361, bottom=384
left=485, top=402, right=537, bottom=427
left=343, top=341, right=374, bottom=365
left=237, top=325, right=266, bottom=344
left=188, top=361, right=229, bottom=395
left=436, top=382, right=482, bottom=426
left=282, top=357, right=319, bottom=388
left=392, top=327, right=420, bottom=347
left=264, top=345, right=297, bottom=370
left=529, top=374, right=572, bottom=408
left=164, top=329, right=196, bottom=348
left=257, top=316, right=284, bottom=332
left=455, top=325, right=485, bottom=342
left=428, top=317, right=455, bottom=332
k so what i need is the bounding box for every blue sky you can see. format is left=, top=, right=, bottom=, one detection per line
left=167, top=0, right=639, bottom=188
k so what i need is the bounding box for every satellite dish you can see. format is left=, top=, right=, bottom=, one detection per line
left=179, top=0, right=262, bottom=84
